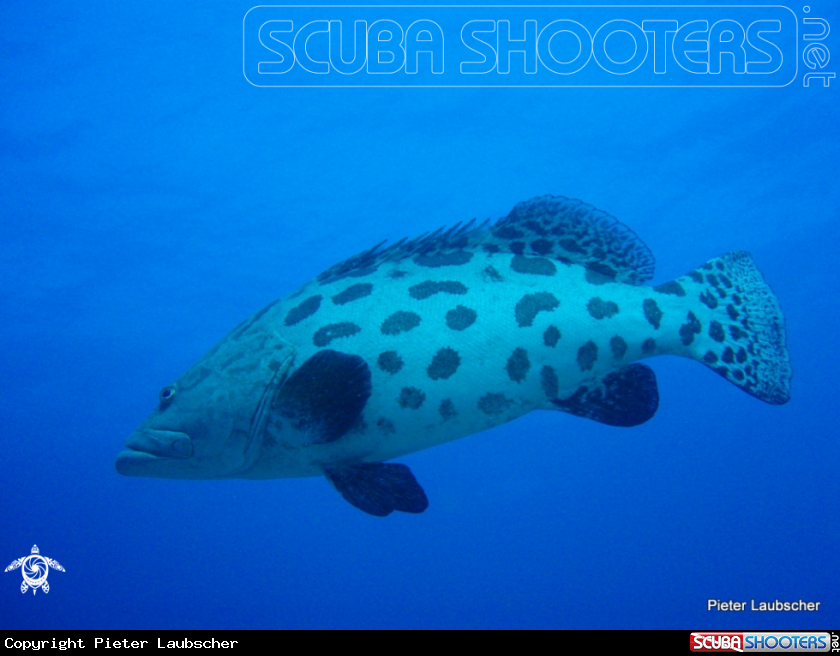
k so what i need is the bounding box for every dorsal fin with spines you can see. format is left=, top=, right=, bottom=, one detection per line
left=317, top=195, right=654, bottom=286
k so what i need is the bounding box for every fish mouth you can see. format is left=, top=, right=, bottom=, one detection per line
left=115, top=429, right=193, bottom=476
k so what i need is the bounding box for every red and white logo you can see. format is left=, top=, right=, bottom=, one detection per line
left=691, top=633, right=744, bottom=652
left=690, top=632, right=831, bottom=652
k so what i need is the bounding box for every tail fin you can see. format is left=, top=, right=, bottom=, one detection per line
left=674, top=251, right=791, bottom=404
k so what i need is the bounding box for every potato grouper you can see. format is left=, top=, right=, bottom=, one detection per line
left=116, top=195, right=792, bottom=516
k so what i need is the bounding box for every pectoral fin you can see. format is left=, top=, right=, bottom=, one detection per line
left=550, top=363, right=659, bottom=427
left=325, top=462, right=429, bottom=516
left=274, top=349, right=371, bottom=444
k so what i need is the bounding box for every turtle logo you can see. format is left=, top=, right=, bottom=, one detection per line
left=5, top=545, right=65, bottom=595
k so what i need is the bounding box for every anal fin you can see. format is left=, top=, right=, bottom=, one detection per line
left=325, top=462, right=429, bottom=517
left=550, top=363, right=659, bottom=427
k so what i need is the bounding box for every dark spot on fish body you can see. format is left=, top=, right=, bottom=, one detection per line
left=679, top=311, right=702, bottom=346
left=439, top=399, right=457, bottom=421
left=506, top=348, right=530, bottom=382
left=388, top=270, right=408, bottom=279
left=732, top=369, right=745, bottom=381
left=414, top=251, right=473, bottom=268
left=729, top=325, right=743, bottom=340
left=719, top=273, right=733, bottom=288
left=523, top=219, right=547, bottom=236
left=530, top=238, right=555, bottom=255
left=332, top=283, right=373, bottom=306
left=577, top=341, right=598, bottom=371
left=313, top=322, right=361, bottom=347
left=483, top=265, right=503, bottom=282
left=703, top=350, right=718, bottom=364
left=587, top=297, right=620, bottom=319
left=689, top=270, right=704, bottom=283
left=709, top=321, right=726, bottom=342
left=707, top=273, right=720, bottom=288
left=699, top=290, right=718, bottom=309
left=541, top=365, right=559, bottom=399
left=543, top=325, right=561, bottom=347
left=643, top=298, right=663, bottom=329
left=716, top=260, right=725, bottom=271
left=722, top=347, right=735, bottom=364
left=731, top=294, right=742, bottom=305
left=398, top=387, right=426, bottom=409
left=642, top=338, right=656, bottom=354
left=515, top=292, right=559, bottom=327
left=409, top=280, right=468, bottom=300
left=482, top=243, right=501, bottom=254
left=478, top=392, right=513, bottom=416
left=510, top=255, right=557, bottom=276
left=559, top=238, right=584, bottom=254
left=427, top=347, right=461, bottom=380
left=585, top=263, right=617, bottom=285
left=654, top=281, right=686, bottom=296
left=285, top=295, right=322, bottom=326
left=736, top=347, right=748, bottom=364
left=377, top=417, right=396, bottom=434
left=377, top=351, right=404, bottom=374
left=610, top=335, right=628, bottom=359
left=381, top=311, right=421, bottom=335
left=446, top=305, right=477, bottom=331
left=509, top=241, right=526, bottom=255
left=727, top=304, right=740, bottom=321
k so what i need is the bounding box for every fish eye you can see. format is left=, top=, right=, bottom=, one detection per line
left=159, top=385, right=177, bottom=404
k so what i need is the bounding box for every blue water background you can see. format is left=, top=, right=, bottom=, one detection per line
left=2, top=0, right=839, bottom=629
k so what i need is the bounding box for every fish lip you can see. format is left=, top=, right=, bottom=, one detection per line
left=115, top=430, right=194, bottom=477
left=115, top=449, right=159, bottom=476
left=121, top=429, right=193, bottom=460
